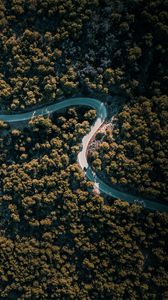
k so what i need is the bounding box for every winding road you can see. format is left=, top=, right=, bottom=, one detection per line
left=0, top=97, right=167, bottom=212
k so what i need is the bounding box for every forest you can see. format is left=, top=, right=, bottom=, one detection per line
left=0, top=0, right=168, bottom=299
left=0, top=0, right=167, bottom=111
left=89, top=95, right=168, bottom=203
left=0, top=108, right=168, bottom=299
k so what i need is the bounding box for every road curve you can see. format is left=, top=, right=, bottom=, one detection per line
left=0, top=97, right=167, bottom=212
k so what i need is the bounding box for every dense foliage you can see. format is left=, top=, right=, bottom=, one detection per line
left=89, top=95, right=168, bottom=202
left=0, top=0, right=168, bottom=299
left=0, top=205, right=167, bottom=299
left=0, top=107, right=96, bottom=231
left=0, top=0, right=167, bottom=111
left=0, top=110, right=168, bottom=299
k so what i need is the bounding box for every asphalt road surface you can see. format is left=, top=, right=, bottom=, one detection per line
left=0, top=97, right=167, bottom=212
